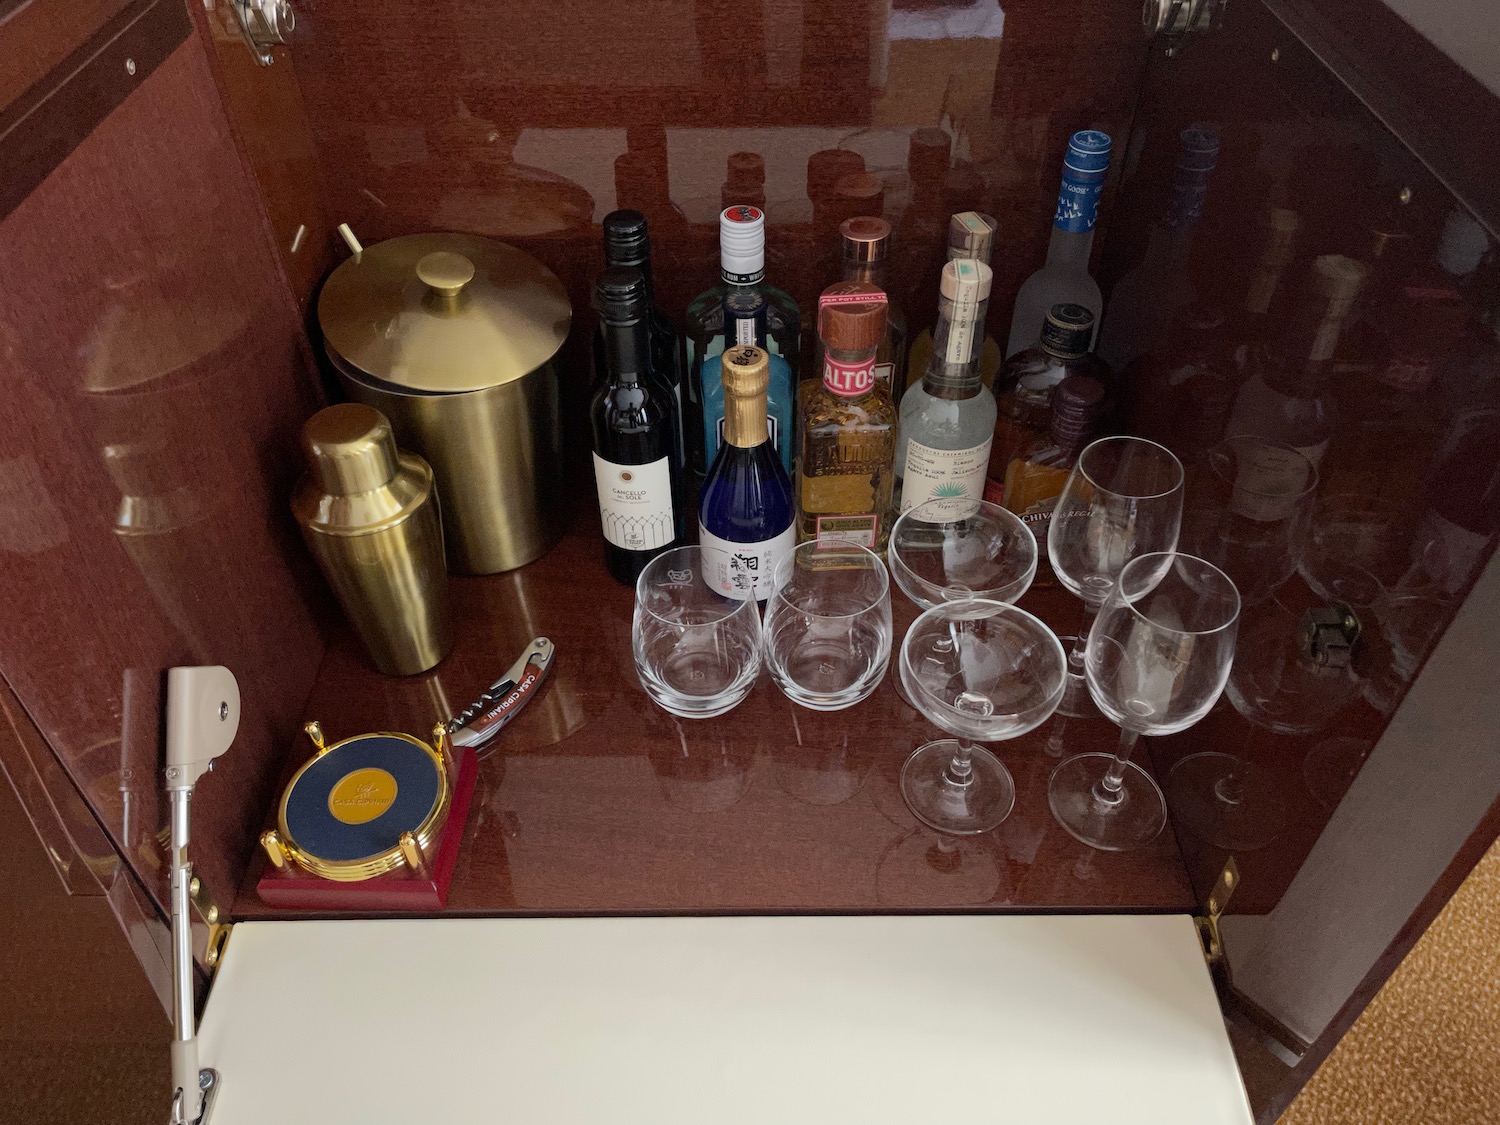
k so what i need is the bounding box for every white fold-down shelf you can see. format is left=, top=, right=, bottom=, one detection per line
left=198, top=914, right=1252, bottom=1124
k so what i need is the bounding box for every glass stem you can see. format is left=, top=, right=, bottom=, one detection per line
left=1093, top=728, right=1140, bottom=807
left=1069, top=602, right=1100, bottom=675
left=944, top=742, right=977, bottom=788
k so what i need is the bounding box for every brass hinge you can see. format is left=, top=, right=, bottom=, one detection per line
left=1195, top=857, right=1239, bottom=965
left=189, top=874, right=232, bottom=973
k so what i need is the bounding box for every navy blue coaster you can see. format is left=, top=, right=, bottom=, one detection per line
left=283, top=735, right=441, bottom=862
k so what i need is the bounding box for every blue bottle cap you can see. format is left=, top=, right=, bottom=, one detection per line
left=1063, top=130, right=1113, bottom=180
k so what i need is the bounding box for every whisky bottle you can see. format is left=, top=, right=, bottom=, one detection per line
left=904, top=211, right=1004, bottom=397
left=834, top=217, right=906, bottom=393
left=895, top=258, right=996, bottom=514
left=985, top=304, right=1108, bottom=503
left=796, top=282, right=897, bottom=551
left=1002, top=374, right=1106, bottom=554
left=1006, top=130, right=1112, bottom=358
left=685, top=205, right=803, bottom=475
left=1224, top=254, right=1369, bottom=469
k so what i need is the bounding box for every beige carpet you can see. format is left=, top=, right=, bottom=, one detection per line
left=1279, top=838, right=1500, bottom=1125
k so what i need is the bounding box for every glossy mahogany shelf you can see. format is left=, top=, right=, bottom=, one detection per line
left=233, top=516, right=1194, bottom=919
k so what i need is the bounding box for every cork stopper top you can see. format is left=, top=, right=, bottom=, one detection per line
left=721, top=344, right=770, bottom=399
left=817, top=281, right=888, bottom=352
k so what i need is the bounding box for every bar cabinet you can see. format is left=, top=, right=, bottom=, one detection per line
left=2, top=0, right=1499, bottom=1120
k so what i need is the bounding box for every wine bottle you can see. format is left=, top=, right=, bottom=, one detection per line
left=595, top=209, right=687, bottom=468
left=590, top=267, right=685, bottom=585
left=699, top=345, right=796, bottom=601
left=699, top=288, right=794, bottom=474
left=1005, top=130, right=1112, bottom=358
left=895, top=258, right=997, bottom=514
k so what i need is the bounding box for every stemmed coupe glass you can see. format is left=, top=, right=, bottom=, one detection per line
left=900, top=598, right=1066, bottom=834
left=1049, top=552, right=1241, bottom=851
left=1048, top=437, right=1185, bottom=717
left=888, top=498, right=1038, bottom=707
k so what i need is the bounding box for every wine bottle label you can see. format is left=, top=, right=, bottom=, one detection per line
left=592, top=454, right=675, bottom=552
left=813, top=514, right=878, bottom=549
left=823, top=356, right=877, bottom=397
left=899, top=438, right=993, bottom=513
left=699, top=523, right=795, bottom=601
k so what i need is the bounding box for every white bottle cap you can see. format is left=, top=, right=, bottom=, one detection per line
left=720, top=205, right=766, bottom=281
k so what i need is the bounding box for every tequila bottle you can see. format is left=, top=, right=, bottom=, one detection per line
left=1006, top=130, right=1112, bottom=358
left=833, top=217, right=906, bottom=393
left=895, top=258, right=996, bottom=514
left=904, top=211, right=1004, bottom=397
left=796, top=282, right=897, bottom=551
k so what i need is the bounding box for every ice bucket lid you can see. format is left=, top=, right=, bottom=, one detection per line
left=318, top=232, right=571, bottom=394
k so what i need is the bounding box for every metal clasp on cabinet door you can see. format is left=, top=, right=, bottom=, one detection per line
left=232, top=0, right=295, bottom=66
left=1195, top=857, right=1239, bottom=964
left=1142, top=0, right=1228, bottom=54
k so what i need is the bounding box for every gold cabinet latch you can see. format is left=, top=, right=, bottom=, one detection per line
left=189, top=874, right=232, bottom=973
left=1195, top=857, right=1239, bottom=965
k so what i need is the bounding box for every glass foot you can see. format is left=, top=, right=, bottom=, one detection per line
left=1048, top=752, right=1166, bottom=851
left=1167, top=751, right=1287, bottom=851
left=900, top=739, right=1015, bottom=835
left=1055, top=637, right=1099, bottom=718
left=875, top=825, right=1005, bottom=906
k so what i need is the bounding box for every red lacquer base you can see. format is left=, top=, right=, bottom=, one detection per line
left=254, top=747, right=477, bottom=912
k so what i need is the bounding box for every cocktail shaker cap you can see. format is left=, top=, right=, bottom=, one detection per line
left=302, top=403, right=400, bottom=496
left=593, top=266, right=649, bottom=323
left=840, top=216, right=891, bottom=263
left=817, top=281, right=887, bottom=352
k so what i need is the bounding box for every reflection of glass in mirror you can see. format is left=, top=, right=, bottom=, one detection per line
left=1225, top=597, right=1360, bottom=737
left=1361, top=591, right=1452, bottom=716
left=648, top=722, right=754, bottom=814
left=875, top=825, right=1006, bottom=907
left=774, top=718, right=872, bottom=807
left=1182, top=436, right=1318, bottom=607
left=1299, top=493, right=1414, bottom=608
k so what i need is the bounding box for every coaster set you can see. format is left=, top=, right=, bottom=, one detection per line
left=257, top=720, right=477, bottom=911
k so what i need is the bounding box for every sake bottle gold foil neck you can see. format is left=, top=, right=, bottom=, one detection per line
left=302, top=403, right=400, bottom=495
left=721, top=345, right=770, bottom=448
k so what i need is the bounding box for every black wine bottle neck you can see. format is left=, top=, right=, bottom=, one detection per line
left=602, top=316, right=652, bottom=385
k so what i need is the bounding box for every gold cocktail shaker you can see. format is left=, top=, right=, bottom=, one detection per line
left=292, top=403, right=452, bottom=675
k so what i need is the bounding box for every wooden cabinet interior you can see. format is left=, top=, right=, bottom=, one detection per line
left=1, top=1, right=1498, bottom=1121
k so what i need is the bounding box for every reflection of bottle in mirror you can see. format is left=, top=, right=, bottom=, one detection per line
left=999, top=376, right=1106, bottom=567
left=685, top=207, right=802, bottom=475
left=720, top=151, right=766, bottom=211
left=595, top=211, right=685, bottom=469
left=836, top=217, right=906, bottom=393
left=905, top=212, right=1004, bottom=398
left=699, top=290, right=794, bottom=474
left=1229, top=206, right=1300, bottom=363
left=1006, top=130, right=1112, bottom=358
left=699, top=345, right=796, bottom=602
left=1124, top=302, right=1233, bottom=455
left=797, top=283, right=896, bottom=551
left=1224, top=254, right=1368, bottom=471
left=591, top=268, right=685, bottom=585
left=890, top=128, right=953, bottom=339
left=1097, top=126, right=1221, bottom=373
left=987, top=303, right=1108, bottom=500
left=1414, top=407, right=1500, bottom=595
left=895, top=259, right=995, bottom=513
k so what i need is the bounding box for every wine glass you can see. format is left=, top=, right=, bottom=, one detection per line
left=763, top=542, right=892, bottom=711
left=888, top=498, right=1038, bottom=707
left=633, top=546, right=762, bottom=718
left=1181, top=436, right=1318, bottom=607
left=1049, top=436, right=1185, bottom=717
left=900, top=598, right=1066, bottom=834
left=1049, top=552, right=1240, bottom=851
